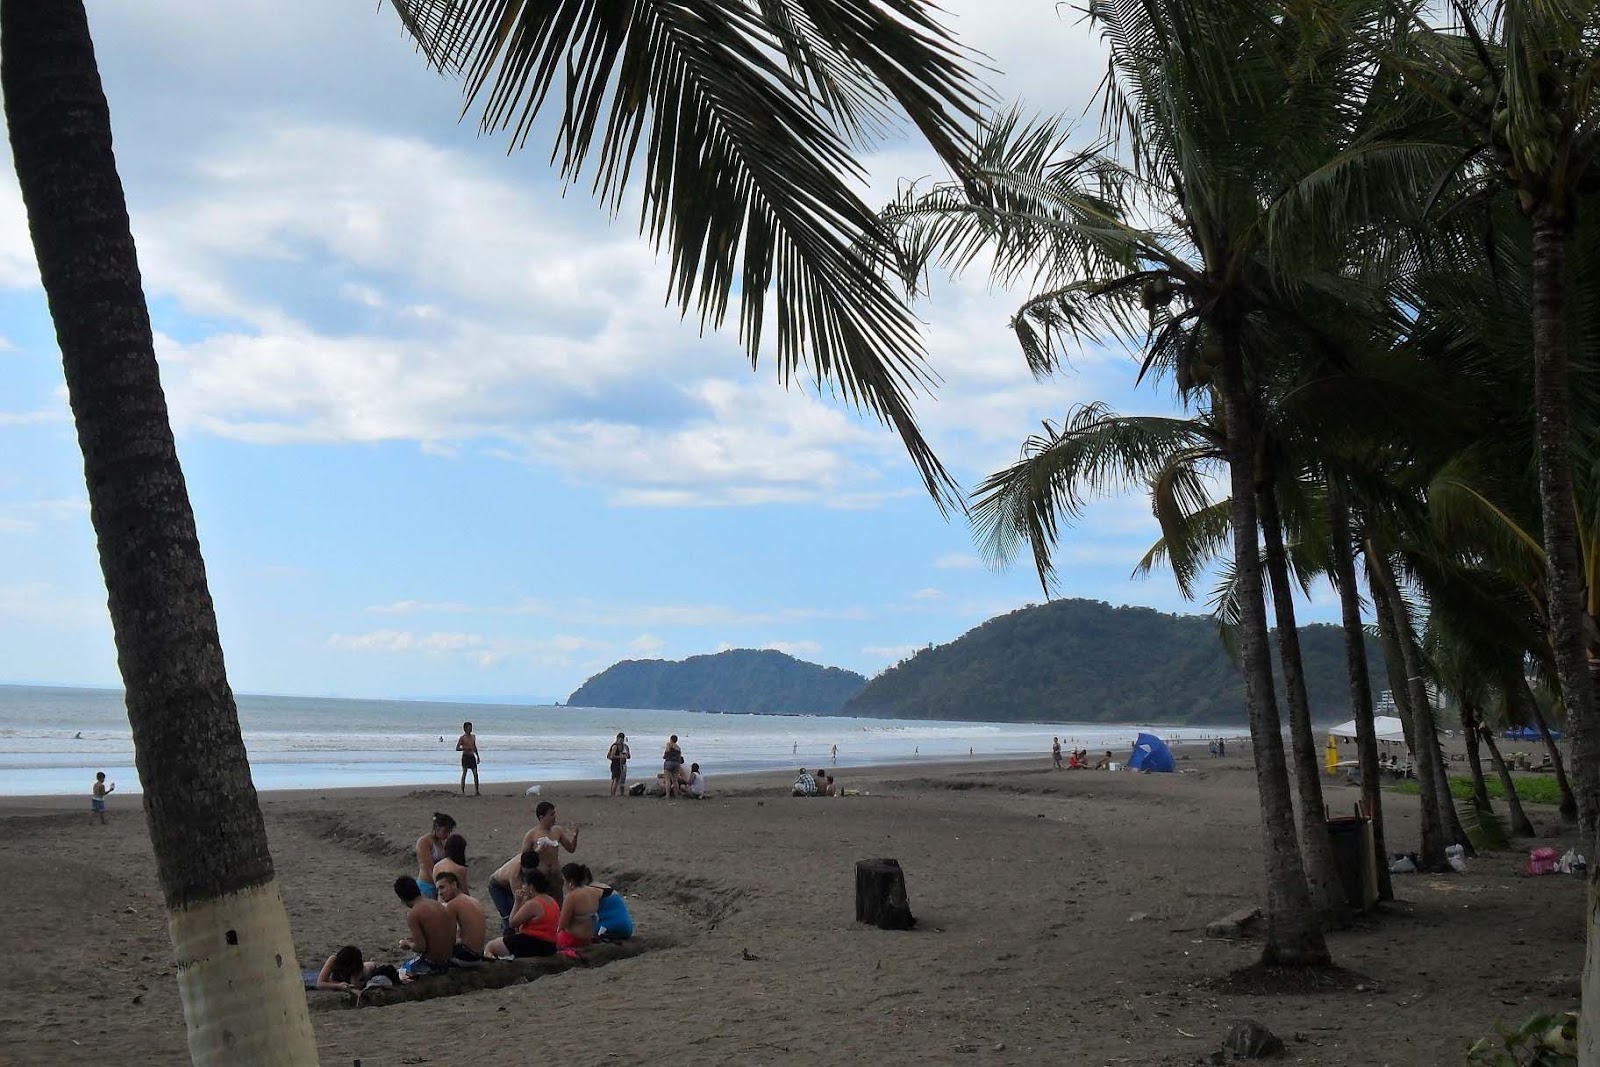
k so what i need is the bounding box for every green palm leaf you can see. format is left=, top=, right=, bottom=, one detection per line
left=387, top=0, right=986, bottom=502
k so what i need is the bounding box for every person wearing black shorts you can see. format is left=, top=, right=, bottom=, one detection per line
left=606, top=732, right=630, bottom=796
left=456, top=721, right=481, bottom=796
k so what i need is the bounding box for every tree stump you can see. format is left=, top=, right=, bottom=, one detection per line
left=855, top=858, right=915, bottom=930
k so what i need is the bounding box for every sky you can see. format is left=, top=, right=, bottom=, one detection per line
left=0, top=1, right=1339, bottom=703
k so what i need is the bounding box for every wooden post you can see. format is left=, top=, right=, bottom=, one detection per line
left=855, top=858, right=915, bottom=930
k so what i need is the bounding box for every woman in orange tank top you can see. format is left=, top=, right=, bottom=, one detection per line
left=485, top=867, right=559, bottom=958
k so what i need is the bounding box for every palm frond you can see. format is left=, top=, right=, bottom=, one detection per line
left=387, top=0, right=989, bottom=503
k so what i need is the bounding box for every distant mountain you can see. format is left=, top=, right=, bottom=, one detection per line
left=566, top=648, right=867, bottom=715
left=844, top=598, right=1380, bottom=725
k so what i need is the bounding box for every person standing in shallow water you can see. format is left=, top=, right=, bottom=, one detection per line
left=456, top=721, right=480, bottom=796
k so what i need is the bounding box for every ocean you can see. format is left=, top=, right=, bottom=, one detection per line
left=0, top=684, right=1225, bottom=796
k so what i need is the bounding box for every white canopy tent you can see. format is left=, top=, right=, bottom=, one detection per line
left=1328, top=716, right=1408, bottom=744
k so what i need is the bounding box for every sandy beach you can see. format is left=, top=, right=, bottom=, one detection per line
left=0, top=745, right=1582, bottom=1065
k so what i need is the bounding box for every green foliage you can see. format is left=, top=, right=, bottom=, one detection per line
left=1457, top=799, right=1510, bottom=851
left=845, top=598, right=1380, bottom=724
left=567, top=649, right=866, bottom=715
left=1467, top=1010, right=1577, bottom=1066
left=1391, top=774, right=1566, bottom=807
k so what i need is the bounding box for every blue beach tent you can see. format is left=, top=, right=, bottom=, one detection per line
left=1128, top=732, right=1176, bottom=773
left=1503, top=725, right=1559, bottom=741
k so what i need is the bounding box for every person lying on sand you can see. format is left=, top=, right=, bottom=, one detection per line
left=522, top=801, right=580, bottom=903
left=558, top=863, right=603, bottom=953
left=394, top=875, right=456, bottom=976
left=485, top=867, right=560, bottom=959
left=415, top=812, right=455, bottom=899
left=487, top=848, right=541, bottom=932
left=793, top=768, right=818, bottom=797
left=433, top=833, right=470, bottom=895
left=436, top=871, right=486, bottom=960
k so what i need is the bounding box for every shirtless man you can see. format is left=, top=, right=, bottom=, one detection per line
left=415, top=812, right=455, bottom=899
left=521, top=801, right=580, bottom=903
left=393, top=875, right=455, bottom=975
left=456, top=722, right=481, bottom=796
left=435, top=871, right=487, bottom=959
left=487, top=848, right=540, bottom=932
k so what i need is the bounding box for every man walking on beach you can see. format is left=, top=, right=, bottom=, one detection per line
left=457, top=721, right=481, bottom=796
left=606, top=732, right=631, bottom=796
left=1052, top=737, right=1063, bottom=769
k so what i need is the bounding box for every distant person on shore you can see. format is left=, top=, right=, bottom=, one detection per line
left=793, top=740, right=798, bottom=755
left=557, top=863, right=604, bottom=953
left=485, top=867, right=560, bottom=959
left=522, top=801, right=580, bottom=902
left=1217, top=737, right=1226, bottom=758
left=831, top=744, right=838, bottom=764
left=91, top=771, right=115, bottom=824
left=432, top=834, right=471, bottom=895
left=793, top=767, right=818, bottom=797
left=394, top=876, right=455, bottom=976
left=415, top=812, right=455, bottom=899
left=1052, top=738, right=1062, bottom=769
left=662, top=734, right=685, bottom=797
left=606, top=732, right=631, bottom=796
left=435, top=871, right=486, bottom=960
left=686, top=763, right=707, bottom=798
left=487, top=848, right=540, bottom=932
left=456, top=722, right=481, bottom=796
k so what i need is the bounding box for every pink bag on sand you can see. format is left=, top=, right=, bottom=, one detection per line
left=1526, top=847, right=1558, bottom=876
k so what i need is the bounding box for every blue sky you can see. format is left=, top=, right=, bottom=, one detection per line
left=0, top=1, right=1338, bottom=702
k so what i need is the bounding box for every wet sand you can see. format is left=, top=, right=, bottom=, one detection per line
left=0, top=746, right=1582, bottom=1065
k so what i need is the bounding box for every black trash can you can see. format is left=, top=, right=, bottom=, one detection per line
left=1325, top=816, right=1376, bottom=911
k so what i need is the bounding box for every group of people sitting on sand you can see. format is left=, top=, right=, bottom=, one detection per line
left=1052, top=739, right=1116, bottom=770
left=791, top=767, right=837, bottom=796
left=306, top=802, right=636, bottom=994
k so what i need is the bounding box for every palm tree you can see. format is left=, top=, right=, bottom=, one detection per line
left=5, top=1, right=986, bottom=1061
left=875, top=0, right=1419, bottom=964
left=0, top=3, right=317, bottom=1062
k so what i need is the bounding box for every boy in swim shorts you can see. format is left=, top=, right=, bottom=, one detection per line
left=91, top=771, right=115, bottom=824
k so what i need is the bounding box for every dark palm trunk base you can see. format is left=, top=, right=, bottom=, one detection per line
left=1219, top=344, right=1329, bottom=967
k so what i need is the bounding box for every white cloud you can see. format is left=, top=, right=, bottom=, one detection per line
left=0, top=582, right=107, bottom=629
left=759, top=640, right=823, bottom=659
left=0, top=498, right=90, bottom=533
left=629, top=633, right=666, bottom=657
left=861, top=643, right=925, bottom=666
left=934, top=553, right=983, bottom=570
left=911, top=587, right=944, bottom=600
left=0, top=409, right=66, bottom=426
left=328, top=630, right=486, bottom=654
left=366, top=599, right=473, bottom=616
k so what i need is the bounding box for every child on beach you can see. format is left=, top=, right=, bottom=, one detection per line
left=91, top=771, right=114, bottom=824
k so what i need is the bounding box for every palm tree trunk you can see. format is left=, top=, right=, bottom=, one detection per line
left=1460, top=700, right=1492, bottom=812
left=1366, top=547, right=1449, bottom=869
left=1527, top=215, right=1600, bottom=1066
left=1326, top=485, right=1391, bottom=900
left=1382, top=552, right=1472, bottom=855
left=1482, top=721, right=1536, bottom=838
left=1516, top=679, right=1578, bottom=822
left=1259, top=484, right=1346, bottom=922
left=0, top=4, right=317, bottom=1063
left=1218, top=340, right=1329, bottom=967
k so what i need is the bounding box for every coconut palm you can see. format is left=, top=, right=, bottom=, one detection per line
left=4, top=1, right=987, bottom=1062
left=0, top=3, right=318, bottom=1062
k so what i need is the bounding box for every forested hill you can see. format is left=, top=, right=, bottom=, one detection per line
left=844, top=598, right=1379, bottom=725
left=566, top=649, right=867, bottom=715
